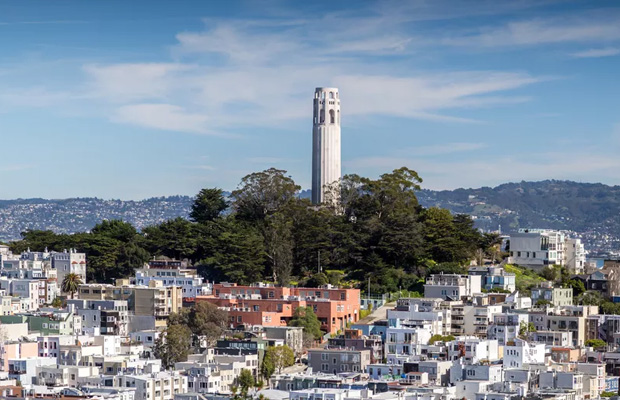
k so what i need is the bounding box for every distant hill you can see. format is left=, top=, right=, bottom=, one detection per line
left=0, top=196, right=193, bottom=242
left=415, top=180, right=620, bottom=254
left=1, top=180, right=619, bottom=253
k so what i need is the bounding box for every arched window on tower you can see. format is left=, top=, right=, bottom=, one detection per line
left=329, top=109, right=335, bottom=124
left=320, top=109, right=325, bottom=123
left=329, top=92, right=334, bottom=99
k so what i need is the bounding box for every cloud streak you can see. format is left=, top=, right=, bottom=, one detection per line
left=570, top=47, right=620, bottom=58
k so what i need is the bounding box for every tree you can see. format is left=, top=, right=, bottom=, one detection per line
left=262, top=345, right=295, bottom=377
left=153, top=324, right=192, bottom=369
left=428, top=334, right=456, bottom=345
left=236, top=369, right=256, bottom=391
left=289, top=307, right=323, bottom=340
left=91, top=220, right=138, bottom=243
left=568, top=279, right=586, bottom=297
left=191, top=188, right=229, bottom=223
left=578, top=290, right=603, bottom=306
left=585, top=339, right=607, bottom=349
left=62, top=273, right=82, bottom=299
left=198, top=220, right=266, bottom=284
left=188, top=302, right=229, bottom=346
left=519, top=322, right=537, bottom=338
left=231, top=168, right=300, bottom=222
left=264, top=212, right=294, bottom=285
left=51, top=297, right=63, bottom=308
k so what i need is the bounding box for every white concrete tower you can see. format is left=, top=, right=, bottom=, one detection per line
left=312, top=87, right=341, bottom=204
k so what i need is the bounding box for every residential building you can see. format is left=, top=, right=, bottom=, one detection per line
left=424, top=274, right=481, bottom=301
left=197, top=283, right=360, bottom=334
left=307, top=348, right=370, bottom=375
left=531, top=282, right=573, bottom=306
left=468, top=266, right=516, bottom=292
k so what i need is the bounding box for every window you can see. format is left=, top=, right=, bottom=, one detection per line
left=329, top=109, right=335, bottom=124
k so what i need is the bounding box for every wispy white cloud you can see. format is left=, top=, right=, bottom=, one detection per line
left=0, top=164, right=36, bottom=172
left=112, top=104, right=214, bottom=135
left=401, top=142, right=488, bottom=157
left=82, top=19, right=544, bottom=133
left=442, top=13, right=620, bottom=47
left=570, top=47, right=620, bottom=58
left=183, top=165, right=217, bottom=171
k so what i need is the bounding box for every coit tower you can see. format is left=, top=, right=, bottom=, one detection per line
left=312, top=87, right=341, bottom=204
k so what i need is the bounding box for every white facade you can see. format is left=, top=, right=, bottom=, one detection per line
left=424, top=274, right=482, bottom=301
left=508, top=229, right=585, bottom=273
left=312, top=87, right=341, bottom=205
left=565, top=238, right=586, bottom=274
left=135, top=268, right=206, bottom=299
left=504, top=339, right=546, bottom=368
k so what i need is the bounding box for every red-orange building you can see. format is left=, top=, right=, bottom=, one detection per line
left=196, top=283, right=361, bottom=334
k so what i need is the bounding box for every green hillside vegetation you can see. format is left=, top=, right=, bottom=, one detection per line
left=9, top=167, right=500, bottom=294
left=504, top=264, right=546, bottom=293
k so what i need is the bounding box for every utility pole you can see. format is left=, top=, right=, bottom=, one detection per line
left=317, top=250, right=321, bottom=274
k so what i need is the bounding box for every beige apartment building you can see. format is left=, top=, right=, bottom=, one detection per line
left=77, top=280, right=182, bottom=325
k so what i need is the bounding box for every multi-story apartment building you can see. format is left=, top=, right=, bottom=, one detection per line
left=531, top=282, right=573, bottom=306
left=424, top=274, right=481, bottom=301
left=134, top=261, right=211, bottom=299
left=77, top=280, right=182, bottom=325
left=468, top=266, right=516, bottom=292
left=487, top=313, right=529, bottom=345
left=308, top=348, right=371, bottom=375
left=504, top=339, right=546, bottom=368
left=531, top=330, right=573, bottom=347
left=67, top=299, right=129, bottom=336
left=328, top=329, right=383, bottom=363
left=261, top=326, right=304, bottom=356
left=0, top=279, right=39, bottom=311
left=197, top=283, right=360, bottom=334
left=176, top=351, right=259, bottom=394
left=51, top=249, right=87, bottom=289
left=539, top=370, right=583, bottom=399
left=529, top=305, right=598, bottom=347
left=105, top=371, right=188, bottom=400
left=446, top=338, right=500, bottom=364
left=508, top=229, right=586, bottom=273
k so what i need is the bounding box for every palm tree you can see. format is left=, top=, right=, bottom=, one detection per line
left=62, top=273, right=82, bottom=299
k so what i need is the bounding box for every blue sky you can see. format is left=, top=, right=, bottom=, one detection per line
left=1, top=0, right=620, bottom=199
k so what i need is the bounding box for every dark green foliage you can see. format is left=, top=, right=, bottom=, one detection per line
left=305, top=273, right=328, bottom=288
left=168, top=302, right=229, bottom=347
left=154, top=324, right=192, bottom=369
left=289, top=306, right=322, bottom=339
left=191, top=188, right=228, bottom=223
left=568, top=279, right=586, bottom=297
left=62, top=273, right=82, bottom=298
left=8, top=167, right=490, bottom=295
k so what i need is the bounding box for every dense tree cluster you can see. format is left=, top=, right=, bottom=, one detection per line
left=9, top=167, right=497, bottom=294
